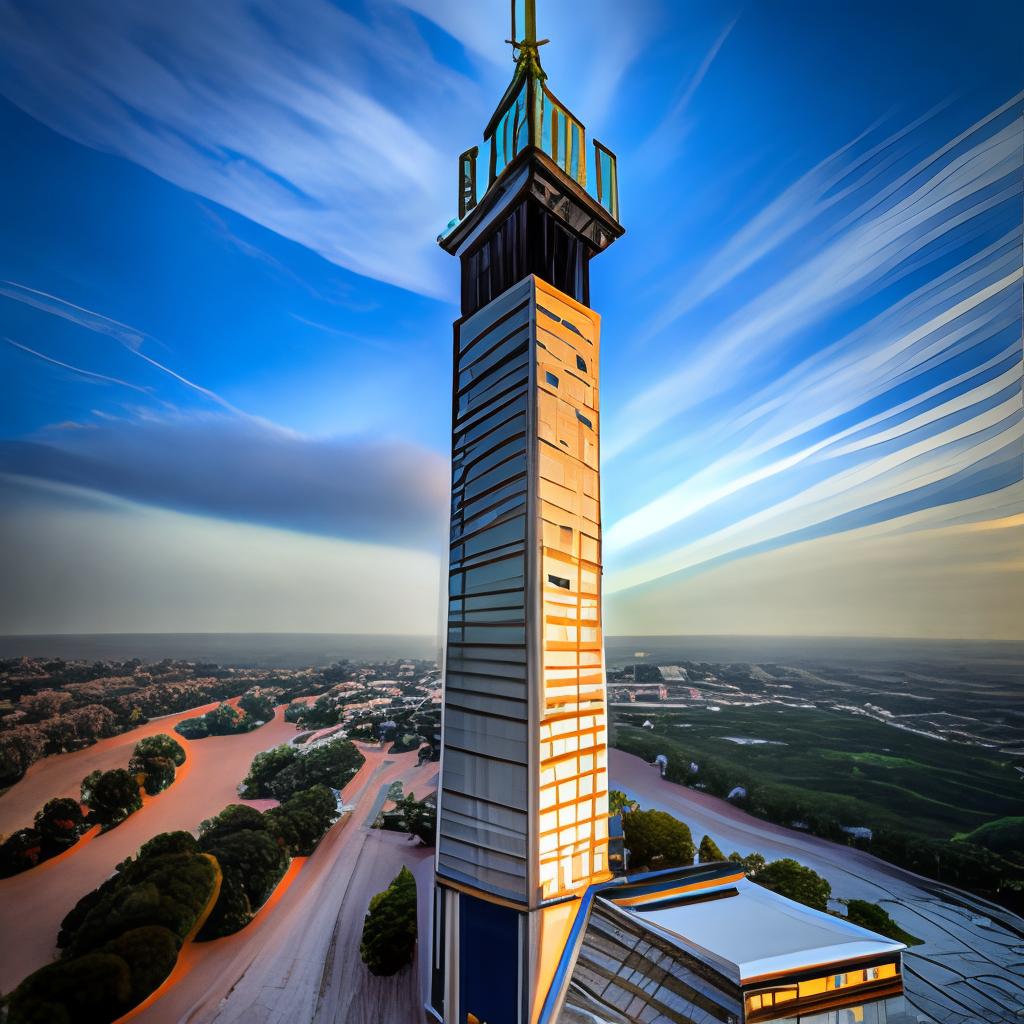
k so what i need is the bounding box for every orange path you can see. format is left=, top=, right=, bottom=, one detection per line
left=0, top=706, right=298, bottom=994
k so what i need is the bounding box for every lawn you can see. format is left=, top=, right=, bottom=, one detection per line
left=612, top=704, right=1021, bottom=840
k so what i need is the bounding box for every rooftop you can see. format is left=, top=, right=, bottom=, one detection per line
left=603, top=866, right=905, bottom=985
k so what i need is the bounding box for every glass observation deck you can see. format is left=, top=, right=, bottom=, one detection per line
left=445, top=59, right=619, bottom=236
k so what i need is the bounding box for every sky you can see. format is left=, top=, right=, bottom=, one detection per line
left=0, top=0, right=1021, bottom=639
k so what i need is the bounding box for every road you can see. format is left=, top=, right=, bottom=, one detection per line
left=610, top=748, right=1024, bottom=1024
left=0, top=702, right=298, bottom=995
left=129, top=744, right=437, bottom=1024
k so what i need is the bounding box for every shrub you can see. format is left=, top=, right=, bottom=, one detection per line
left=194, top=804, right=294, bottom=940
left=752, top=858, right=832, bottom=912
left=7, top=952, right=132, bottom=1024
left=196, top=828, right=288, bottom=940
left=266, top=739, right=365, bottom=802
left=0, top=828, right=44, bottom=878
left=137, top=830, right=199, bottom=860
left=64, top=851, right=219, bottom=956
left=35, top=797, right=86, bottom=856
left=85, top=768, right=143, bottom=830
left=698, top=834, right=726, bottom=863
left=360, top=866, right=417, bottom=976
left=241, top=745, right=298, bottom=798
left=100, top=925, right=179, bottom=1003
left=621, top=809, right=695, bottom=873
left=264, top=785, right=339, bottom=855
left=174, top=703, right=253, bottom=740
left=134, top=734, right=186, bottom=767
left=129, top=754, right=176, bottom=795
left=238, top=690, right=275, bottom=723
left=378, top=792, right=436, bottom=847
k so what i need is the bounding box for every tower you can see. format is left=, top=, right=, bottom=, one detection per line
left=430, top=4, right=623, bottom=1023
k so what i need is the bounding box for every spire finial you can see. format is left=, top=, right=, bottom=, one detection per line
left=507, top=0, right=548, bottom=63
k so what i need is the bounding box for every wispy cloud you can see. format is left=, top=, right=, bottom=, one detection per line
left=0, top=0, right=484, bottom=298
left=4, top=338, right=153, bottom=395
left=1, top=280, right=242, bottom=412
left=604, top=96, right=1024, bottom=592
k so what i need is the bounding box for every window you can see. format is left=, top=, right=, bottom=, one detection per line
left=866, top=967, right=879, bottom=981
left=575, top=409, right=592, bottom=429
left=576, top=354, right=587, bottom=372
left=548, top=574, right=571, bottom=590
left=545, top=371, right=559, bottom=387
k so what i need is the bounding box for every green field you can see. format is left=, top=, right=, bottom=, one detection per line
left=612, top=705, right=1021, bottom=841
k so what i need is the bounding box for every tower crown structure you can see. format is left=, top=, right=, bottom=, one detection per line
left=438, top=2, right=622, bottom=316
left=431, top=4, right=623, bottom=1023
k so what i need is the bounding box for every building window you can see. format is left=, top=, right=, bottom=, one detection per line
left=575, top=409, right=592, bottom=429
left=546, top=371, right=559, bottom=387
left=576, top=354, right=587, bottom=372
left=548, top=574, right=571, bottom=589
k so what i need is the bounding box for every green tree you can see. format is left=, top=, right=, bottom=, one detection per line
left=266, top=739, right=364, bottom=801
left=621, top=809, right=695, bottom=873
left=129, top=755, right=176, bottom=795
left=137, top=831, right=199, bottom=860
left=133, top=734, right=186, bottom=767
left=730, top=851, right=767, bottom=876
left=195, top=804, right=290, bottom=940
left=609, top=790, right=640, bottom=816
left=238, top=691, right=275, bottom=723
left=241, top=745, right=298, bottom=798
left=7, top=952, right=132, bottom=1024
left=698, top=834, right=726, bottom=863
left=0, top=828, right=44, bottom=878
left=100, top=926, right=180, bottom=1004
left=64, top=851, right=219, bottom=956
left=753, top=858, right=832, bottom=912
left=34, top=797, right=86, bottom=856
left=264, top=785, right=339, bottom=855
left=88, top=769, right=143, bottom=830
left=378, top=792, right=436, bottom=846
left=360, top=866, right=417, bottom=976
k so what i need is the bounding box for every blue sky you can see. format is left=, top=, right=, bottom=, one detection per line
left=0, top=0, right=1021, bottom=637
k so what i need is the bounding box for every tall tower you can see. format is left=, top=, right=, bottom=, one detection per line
left=431, top=4, right=623, bottom=1023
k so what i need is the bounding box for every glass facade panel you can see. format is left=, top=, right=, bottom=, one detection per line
left=439, top=275, right=609, bottom=910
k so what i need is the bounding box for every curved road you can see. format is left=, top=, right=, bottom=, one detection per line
left=0, top=702, right=298, bottom=994
left=130, top=744, right=437, bottom=1024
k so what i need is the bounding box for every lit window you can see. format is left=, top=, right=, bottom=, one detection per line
left=576, top=354, right=587, bottom=372
left=548, top=574, right=570, bottom=589
left=546, top=371, right=559, bottom=387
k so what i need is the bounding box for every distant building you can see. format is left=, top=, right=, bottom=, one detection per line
left=658, top=665, right=689, bottom=681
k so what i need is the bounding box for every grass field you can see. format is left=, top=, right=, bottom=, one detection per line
left=612, top=704, right=1021, bottom=841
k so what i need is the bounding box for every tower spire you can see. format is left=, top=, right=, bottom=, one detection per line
left=510, top=0, right=540, bottom=54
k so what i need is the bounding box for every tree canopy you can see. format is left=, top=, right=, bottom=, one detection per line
left=621, top=809, right=695, bottom=873
left=360, top=866, right=418, bottom=976
left=751, top=858, right=832, bottom=912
